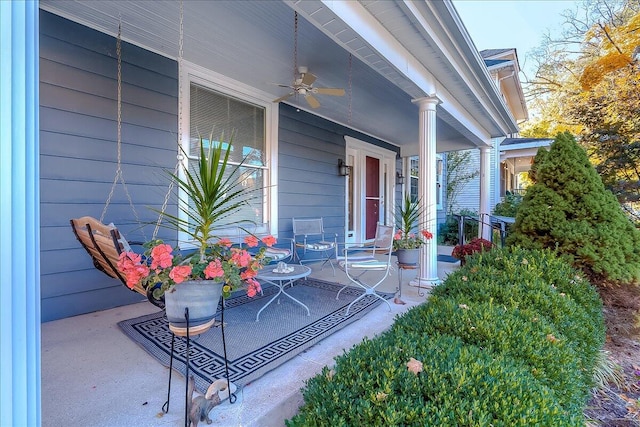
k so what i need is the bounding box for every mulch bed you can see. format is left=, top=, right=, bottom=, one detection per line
left=584, top=284, right=640, bottom=426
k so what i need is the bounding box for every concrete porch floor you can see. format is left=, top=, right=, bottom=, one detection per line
left=41, top=246, right=459, bottom=427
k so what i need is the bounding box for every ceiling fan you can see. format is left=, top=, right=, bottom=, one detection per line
left=273, top=66, right=345, bottom=109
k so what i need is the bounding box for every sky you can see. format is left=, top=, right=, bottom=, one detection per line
left=453, top=0, right=581, bottom=79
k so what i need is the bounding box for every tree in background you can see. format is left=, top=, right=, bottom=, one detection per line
left=445, top=150, right=479, bottom=215
left=437, top=151, right=479, bottom=245
left=507, top=132, right=640, bottom=284
left=521, top=0, right=640, bottom=217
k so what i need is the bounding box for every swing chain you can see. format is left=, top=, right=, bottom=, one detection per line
left=348, top=53, right=353, bottom=125
left=101, top=18, right=144, bottom=238
left=103, top=7, right=185, bottom=242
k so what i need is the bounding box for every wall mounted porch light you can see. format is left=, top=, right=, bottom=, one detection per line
left=396, top=171, right=405, bottom=185
left=338, top=159, right=352, bottom=176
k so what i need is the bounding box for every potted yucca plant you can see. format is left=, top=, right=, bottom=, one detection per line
left=117, top=131, right=275, bottom=331
left=393, top=194, right=433, bottom=265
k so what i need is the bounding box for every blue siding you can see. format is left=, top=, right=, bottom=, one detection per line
left=277, top=104, right=399, bottom=242
left=38, top=13, right=400, bottom=321
left=39, top=11, right=179, bottom=321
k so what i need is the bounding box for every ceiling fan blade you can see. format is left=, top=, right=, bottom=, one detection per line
left=305, top=94, right=321, bottom=109
left=273, top=92, right=294, bottom=103
left=301, top=72, right=317, bottom=86
left=314, top=87, right=345, bottom=96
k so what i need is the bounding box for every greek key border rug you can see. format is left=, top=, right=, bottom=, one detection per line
left=118, top=278, right=392, bottom=394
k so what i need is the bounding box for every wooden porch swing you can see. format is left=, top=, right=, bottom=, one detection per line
left=72, top=8, right=240, bottom=422
left=70, top=19, right=181, bottom=309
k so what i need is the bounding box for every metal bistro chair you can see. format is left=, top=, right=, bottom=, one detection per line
left=336, top=223, right=395, bottom=315
left=292, top=217, right=338, bottom=275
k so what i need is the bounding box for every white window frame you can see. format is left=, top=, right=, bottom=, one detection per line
left=408, top=153, right=443, bottom=210
left=178, top=61, right=279, bottom=247
left=436, top=155, right=443, bottom=211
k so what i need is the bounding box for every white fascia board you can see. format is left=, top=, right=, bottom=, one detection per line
left=318, top=0, right=497, bottom=143
left=486, top=62, right=515, bottom=73
left=500, top=147, right=542, bottom=161
left=438, top=93, right=492, bottom=145
left=500, top=140, right=552, bottom=151
left=401, top=0, right=515, bottom=136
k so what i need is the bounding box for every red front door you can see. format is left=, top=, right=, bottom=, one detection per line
left=365, top=156, right=380, bottom=240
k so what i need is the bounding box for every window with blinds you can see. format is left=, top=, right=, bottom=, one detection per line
left=187, top=83, right=267, bottom=227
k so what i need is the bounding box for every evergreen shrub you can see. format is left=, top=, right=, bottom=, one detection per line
left=287, top=247, right=604, bottom=426
left=493, top=192, right=523, bottom=217
left=507, top=132, right=640, bottom=284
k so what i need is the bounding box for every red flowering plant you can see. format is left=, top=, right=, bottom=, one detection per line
left=393, top=194, right=433, bottom=250
left=451, top=237, right=494, bottom=261
left=117, top=234, right=276, bottom=300
left=117, top=132, right=276, bottom=300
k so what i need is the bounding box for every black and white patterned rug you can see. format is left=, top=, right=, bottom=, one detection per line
left=118, top=278, right=392, bottom=394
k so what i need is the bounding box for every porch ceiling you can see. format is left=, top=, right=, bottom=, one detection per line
left=40, top=0, right=515, bottom=152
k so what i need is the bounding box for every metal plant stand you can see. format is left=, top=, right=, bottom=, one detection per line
left=397, top=260, right=426, bottom=299
left=162, top=302, right=236, bottom=427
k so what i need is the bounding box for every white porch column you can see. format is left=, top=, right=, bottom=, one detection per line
left=411, top=96, right=440, bottom=286
left=479, top=145, right=491, bottom=239
left=0, top=1, right=41, bottom=425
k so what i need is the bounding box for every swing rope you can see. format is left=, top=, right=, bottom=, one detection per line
left=100, top=19, right=144, bottom=236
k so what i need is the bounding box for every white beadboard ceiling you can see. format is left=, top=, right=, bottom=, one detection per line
left=39, top=0, right=517, bottom=151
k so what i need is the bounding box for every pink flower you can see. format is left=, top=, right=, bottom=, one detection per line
left=230, top=249, right=251, bottom=268
left=125, top=264, right=150, bottom=289
left=261, top=235, right=276, bottom=247
left=125, top=231, right=274, bottom=299
left=117, top=251, right=142, bottom=271
left=246, top=278, right=261, bottom=298
left=169, top=265, right=192, bottom=283
left=244, top=235, right=259, bottom=248
left=422, top=230, right=433, bottom=239
left=394, top=231, right=403, bottom=240
left=241, top=267, right=258, bottom=280
left=150, top=244, right=173, bottom=269
left=217, top=238, right=232, bottom=248
left=204, top=259, right=224, bottom=280
left=117, top=252, right=150, bottom=289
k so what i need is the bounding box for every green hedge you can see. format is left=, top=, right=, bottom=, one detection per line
left=287, top=247, right=604, bottom=427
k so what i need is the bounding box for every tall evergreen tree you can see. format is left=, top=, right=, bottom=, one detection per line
left=508, top=132, right=640, bottom=284
left=527, top=147, right=548, bottom=184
